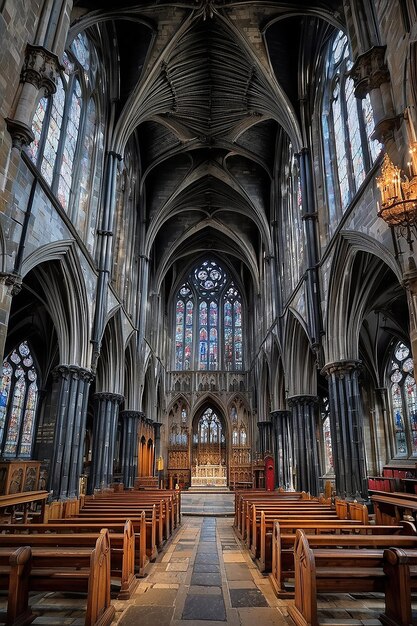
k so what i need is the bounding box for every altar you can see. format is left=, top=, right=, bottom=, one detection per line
left=191, top=464, right=227, bottom=487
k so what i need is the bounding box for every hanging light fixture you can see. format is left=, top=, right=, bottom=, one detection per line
left=376, top=108, right=417, bottom=249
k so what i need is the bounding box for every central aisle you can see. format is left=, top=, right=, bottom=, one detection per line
left=113, top=516, right=290, bottom=625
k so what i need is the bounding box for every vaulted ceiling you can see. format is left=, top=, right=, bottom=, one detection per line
left=72, top=0, right=343, bottom=297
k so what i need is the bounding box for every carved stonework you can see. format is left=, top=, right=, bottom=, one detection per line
left=93, top=392, right=124, bottom=404
left=321, top=360, right=362, bottom=379
left=21, top=44, right=59, bottom=95
left=0, top=272, right=23, bottom=296
left=52, top=364, right=94, bottom=383
left=349, top=45, right=390, bottom=99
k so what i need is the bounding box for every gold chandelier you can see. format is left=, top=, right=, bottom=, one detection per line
left=377, top=113, right=417, bottom=248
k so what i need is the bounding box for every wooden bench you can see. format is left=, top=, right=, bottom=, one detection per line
left=288, top=529, right=388, bottom=626
left=0, top=530, right=115, bottom=626
left=380, top=547, right=417, bottom=626
left=0, top=545, right=32, bottom=625
left=0, top=519, right=138, bottom=599
left=47, top=511, right=157, bottom=565
left=0, top=491, right=49, bottom=524
left=371, top=492, right=417, bottom=525
left=270, top=521, right=417, bottom=597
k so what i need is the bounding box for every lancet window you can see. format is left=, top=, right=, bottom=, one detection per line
left=0, top=342, right=38, bottom=458
left=174, top=260, right=244, bottom=371
left=389, top=342, right=417, bottom=457
left=27, top=31, right=100, bottom=223
left=321, top=31, right=381, bottom=228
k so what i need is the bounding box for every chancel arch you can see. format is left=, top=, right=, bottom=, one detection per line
left=191, top=404, right=227, bottom=487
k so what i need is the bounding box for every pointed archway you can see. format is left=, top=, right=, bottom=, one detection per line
left=191, top=406, right=227, bottom=487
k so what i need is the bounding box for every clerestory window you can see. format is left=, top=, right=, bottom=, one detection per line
left=174, top=260, right=243, bottom=371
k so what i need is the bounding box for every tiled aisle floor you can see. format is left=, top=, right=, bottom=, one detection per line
left=113, top=516, right=291, bottom=626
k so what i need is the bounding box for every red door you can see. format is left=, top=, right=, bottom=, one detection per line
left=265, top=455, right=275, bottom=491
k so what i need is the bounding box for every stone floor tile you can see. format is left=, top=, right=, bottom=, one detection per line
left=188, top=585, right=223, bottom=595
left=222, top=552, right=246, bottom=562
left=229, top=588, right=268, bottom=608
left=133, top=588, right=177, bottom=606
left=182, top=594, right=226, bottom=621
left=224, top=563, right=253, bottom=580
left=193, top=562, right=221, bottom=573
left=117, top=606, right=175, bottom=626
left=191, top=572, right=222, bottom=586
left=237, top=607, right=289, bottom=626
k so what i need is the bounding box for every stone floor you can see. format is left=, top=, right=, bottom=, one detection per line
left=111, top=515, right=389, bottom=626
left=0, top=492, right=403, bottom=625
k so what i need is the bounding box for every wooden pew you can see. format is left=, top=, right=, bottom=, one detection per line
left=270, top=520, right=417, bottom=597
left=0, top=531, right=115, bottom=626
left=45, top=511, right=156, bottom=566
left=288, top=529, right=388, bottom=626
left=0, top=545, right=33, bottom=625
left=381, top=547, right=417, bottom=626
left=371, top=491, right=417, bottom=525
left=0, top=491, right=49, bottom=524
left=0, top=519, right=138, bottom=599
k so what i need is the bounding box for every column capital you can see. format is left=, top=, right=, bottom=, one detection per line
left=349, top=45, right=389, bottom=99
left=270, top=410, right=291, bottom=420
left=153, top=422, right=162, bottom=434
left=119, top=410, right=142, bottom=421
left=287, top=394, right=319, bottom=407
left=21, top=44, right=59, bottom=95
left=0, top=272, right=22, bottom=296
left=93, top=392, right=124, bottom=404
left=257, top=420, right=272, bottom=429
left=52, top=364, right=94, bottom=383
left=321, top=360, right=362, bottom=379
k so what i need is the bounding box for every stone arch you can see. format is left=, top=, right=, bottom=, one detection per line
left=324, top=233, right=404, bottom=365
left=21, top=242, right=90, bottom=367
left=96, top=309, right=124, bottom=395
left=283, top=310, right=317, bottom=397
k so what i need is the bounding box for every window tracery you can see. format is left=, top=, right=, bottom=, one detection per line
left=0, top=342, right=38, bottom=458
left=174, top=260, right=243, bottom=371
left=27, top=30, right=100, bottom=221
left=321, top=31, right=381, bottom=227
left=389, top=341, right=417, bottom=457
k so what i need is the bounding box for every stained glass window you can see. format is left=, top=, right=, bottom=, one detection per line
left=58, top=79, right=82, bottom=209
left=27, top=97, right=49, bottom=165
left=28, top=29, right=102, bottom=229
left=389, top=342, right=417, bottom=456
left=0, top=342, right=38, bottom=458
left=322, top=31, right=377, bottom=221
left=174, top=260, right=243, bottom=371
left=41, top=77, right=65, bottom=185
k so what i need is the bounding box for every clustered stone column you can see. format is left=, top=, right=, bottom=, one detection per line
left=270, top=410, right=292, bottom=489
left=49, top=365, right=93, bottom=500
left=322, top=360, right=368, bottom=499
left=288, top=395, right=320, bottom=496
left=88, top=392, right=124, bottom=493
left=257, top=419, right=272, bottom=459
left=120, top=410, right=142, bottom=489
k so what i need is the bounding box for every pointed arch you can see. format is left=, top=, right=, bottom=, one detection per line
left=96, top=310, right=124, bottom=394
left=284, top=310, right=317, bottom=396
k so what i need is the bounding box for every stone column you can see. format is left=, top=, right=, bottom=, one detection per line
left=257, top=420, right=272, bottom=458
left=322, top=361, right=368, bottom=499
left=270, top=410, right=292, bottom=489
left=0, top=274, right=22, bottom=361
left=120, top=410, right=142, bottom=489
left=287, top=396, right=320, bottom=496
left=349, top=46, right=399, bottom=153
left=6, top=44, right=58, bottom=149
left=49, top=365, right=94, bottom=499
left=88, top=392, right=124, bottom=493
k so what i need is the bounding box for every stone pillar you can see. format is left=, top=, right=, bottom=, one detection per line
left=120, top=410, right=142, bottom=489
left=271, top=410, right=292, bottom=489
left=257, top=420, right=272, bottom=458
left=0, top=274, right=22, bottom=361
left=6, top=44, right=59, bottom=149
left=89, top=392, right=124, bottom=493
left=322, top=361, right=368, bottom=499
left=349, top=46, right=399, bottom=154
left=49, top=365, right=94, bottom=499
left=287, top=396, right=321, bottom=496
